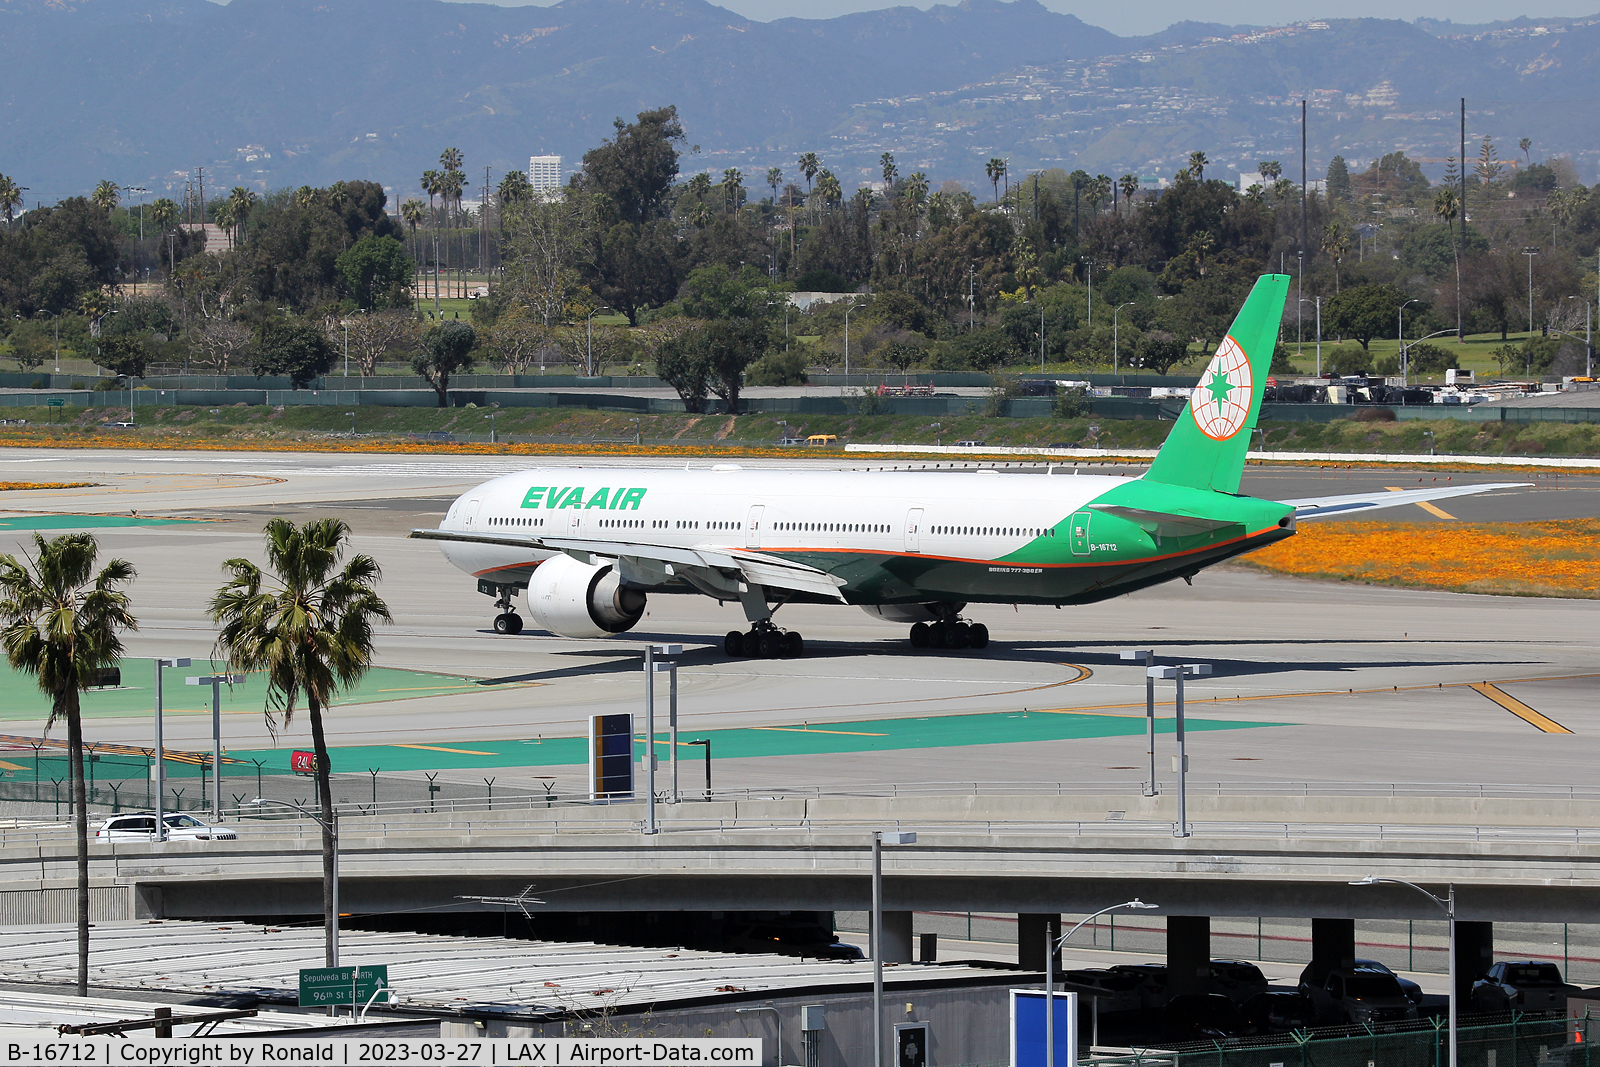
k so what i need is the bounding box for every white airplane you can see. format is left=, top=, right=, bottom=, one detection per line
left=412, top=275, right=1525, bottom=656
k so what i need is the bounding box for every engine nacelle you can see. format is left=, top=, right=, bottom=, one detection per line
left=528, top=554, right=646, bottom=638
left=860, top=603, right=965, bottom=625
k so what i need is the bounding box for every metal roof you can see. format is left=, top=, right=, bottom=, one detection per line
left=0, top=922, right=1010, bottom=1017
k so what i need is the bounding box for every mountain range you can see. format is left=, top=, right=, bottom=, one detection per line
left=2, top=0, right=1599, bottom=206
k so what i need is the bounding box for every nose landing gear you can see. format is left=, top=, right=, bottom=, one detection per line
left=479, top=580, right=525, bottom=635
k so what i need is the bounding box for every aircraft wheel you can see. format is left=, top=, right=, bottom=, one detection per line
left=784, top=631, right=805, bottom=658
left=928, top=622, right=947, bottom=649
left=948, top=622, right=971, bottom=649
left=759, top=631, right=781, bottom=658
left=909, top=622, right=930, bottom=648
left=968, top=622, right=989, bottom=650
left=492, top=613, right=512, bottom=634
left=724, top=630, right=745, bottom=657
left=744, top=630, right=764, bottom=657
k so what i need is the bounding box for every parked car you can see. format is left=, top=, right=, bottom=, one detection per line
left=1472, top=961, right=1577, bottom=1012
left=95, top=812, right=238, bottom=841
left=1107, top=963, right=1168, bottom=1012
left=1058, top=968, right=1144, bottom=1015
left=1298, top=962, right=1417, bottom=1025
left=1161, top=993, right=1256, bottom=1040
left=1209, top=959, right=1270, bottom=1004
left=1243, top=991, right=1316, bottom=1032
left=953, top=439, right=985, bottom=447
left=1353, top=958, right=1424, bottom=1007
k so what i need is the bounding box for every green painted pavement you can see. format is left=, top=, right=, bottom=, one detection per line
left=0, top=515, right=204, bottom=530
left=0, top=661, right=533, bottom=722
left=222, top=710, right=1282, bottom=775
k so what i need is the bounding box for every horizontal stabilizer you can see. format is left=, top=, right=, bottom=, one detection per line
left=1280, top=482, right=1530, bottom=519
left=1089, top=504, right=1242, bottom=539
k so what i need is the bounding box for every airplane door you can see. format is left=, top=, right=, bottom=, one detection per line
left=462, top=499, right=481, bottom=529
left=904, top=508, right=923, bottom=553
left=1070, top=510, right=1091, bottom=556
left=745, top=505, right=764, bottom=549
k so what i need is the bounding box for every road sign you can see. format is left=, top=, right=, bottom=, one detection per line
left=298, top=964, right=388, bottom=1007
left=290, top=750, right=318, bottom=775
left=46, top=398, right=65, bottom=407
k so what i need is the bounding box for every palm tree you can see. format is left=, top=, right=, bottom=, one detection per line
left=1321, top=221, right=1351, bottom=292
left=294, top=186, right=318, bottom=210
left=91, top=180, right=120, bottom=214
left=798, top=153, right=820, bottom=222
left=1119, top=173, right=1138, bottom=215
left=401, top=198, right=426, bottom=262
left=1434, top=187, right=1463, bottom=341
left=227, top=186, right=257, bottom=247
left=1257, top=160, right=1282, bottom=185
left=721, top=168, right=743, bottom=213
left=880, top=152, right=897, bottom=188
left=1, top=533, right=138, bottom=997
left=904, top=171, right=929, bottom=209
left=1519, top=137, right=1532, bottom=166
left=814, top=170, right=842, bottom=210
left=766, top=167, right=782, bottom=205
left=149, top=198, right=177, bottom=230
left=497, top=170, right=531, bottom=207
left=209, top=518, right=390, bottom=967
left=213, top=202, right=236, bottom=250
left=1187, top=151, right=1208, bottom=181
left=0, top=174, right=22, bottom=230
left=985, top=158, right=1005, bottom=203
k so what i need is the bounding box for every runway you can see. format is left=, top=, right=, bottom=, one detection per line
left=1, top=446, right=1596, bottom=801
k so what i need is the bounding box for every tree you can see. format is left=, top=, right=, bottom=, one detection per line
left=880, top=153, right=898, bottom=188
left=1434, top=187, right=1463, bottom=341
left=90, top=180, right=120, bottom=214
left=0, top=174, right=22, bottom=229
left=702, top=317, right=767, bottom=413
left=577, top=106, right=685, bottom=226
left=148, top=198, right=177, bottom=232
left=878, top=340, right=926, bottom=372
left=254, top=317, right=336, bottom=387
left=655, top=330, right=712, bottom=413
left=341, top=310, right=419, bottom=376
left=1187, top=151, right=1208, bottom=181
left=1258, top=160, right=1282, bottom=184
left=336, top=234, right=412, bottom=309
left=209, top=518, right=390, bottom=968
left=1, top=532, right=137, bottom=996
left=1320, top=222, right=1351, bottom=292
left=746, top=347, right=808, bottom=385
left=1325, top=156, right=1351, bottom=202
left=190, top=318, right=252, bottom=372
left=1519, top=137, right=1532, bottom=166
left=986, top=158, right=1005, bottom=202
left=1325, top=284, right=1411, bottom=350
left=227, top=186, right=257, bottom=246
left=1475, top=136, right=1504, bottom=186
left=814, top=170, right=842, bottom=209
left=1118, top=173, right=1138, bottom=213
left=1136, top=331, right=1192, bottom=375
left=765, top=167, right=782, bottom=205
left=481, top=312, right=557, bottom=374
left=413, top=320, right=475, bottom=406
left=497, top=169, right=532, bottom=207
left=720, top=169, right=743, bottom=213
left=502, top=193, right=591, bottom=326
left=98, top=335, right=151, bottom=379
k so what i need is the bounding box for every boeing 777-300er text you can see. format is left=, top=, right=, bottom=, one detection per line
left=413, top=275, right=1524, bottom=656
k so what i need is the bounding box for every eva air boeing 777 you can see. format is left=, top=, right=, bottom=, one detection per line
left=412, top=275, right=1522, bottom=657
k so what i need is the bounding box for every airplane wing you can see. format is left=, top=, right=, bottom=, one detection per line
left=409, top=529, right=848, bottom=601
left=1277, top=482, right=1531, bottom=519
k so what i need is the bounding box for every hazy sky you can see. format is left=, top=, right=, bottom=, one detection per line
left=437, top=0, right=1600, bottom=37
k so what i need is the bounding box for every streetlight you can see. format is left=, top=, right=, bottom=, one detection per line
left=872, top=829, right=917, bottom=1067
left=642, top=643, right=681, bottom=832
left=844, top=300, right=863, bottom=383
left=253, top=798, right=341, bottom=968
left=1397, top=299, right=1418, bottom=381
left=1568, top=295, right=1593, bottom=377
left=1044, top=901, right=1158, bottom=1067
left=735, top=1006, right=782, bottom=1067
left=151, top=657, right=190, bottom=839
left=1112, top=302, right=1134, bottom=382
left=1148, top=663, right=1212, bottom=837
left=185, top=672, right=244, bottom=817
left=650, top=652, right=681, bottom=803
left=346, top=411, right=356, bottom=437
left=1351, top=876, right=1456, bottom=1067
left=1423, top=430, right=1435, bottom=456
left=1523, top=247, right=1541, bottom=338
left=1120, top=649, right=1157, bottom=796
left=585, top=305, right=614, bottom=377
left=485, top=405, right=499, bottom=444
left=686, top=739, right=711, bottom=799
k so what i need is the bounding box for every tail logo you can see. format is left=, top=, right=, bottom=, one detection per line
left=1189, top=335, right=1254, bottom=441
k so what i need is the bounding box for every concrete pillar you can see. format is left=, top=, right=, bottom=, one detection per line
left=1017, top=913, right=1061, bottom=972
left=1456, top=921, right=1494, bottom=1002
left=1165, top=916, right=1211, bottom=997
left=881, top=910, right=914, bottom=964
left=1310, top=918, right=1356, bottom=982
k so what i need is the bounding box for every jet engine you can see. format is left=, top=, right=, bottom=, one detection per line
left=860, top=603, right=965, bottom=625
left=527, top=554, right=646, bottom=638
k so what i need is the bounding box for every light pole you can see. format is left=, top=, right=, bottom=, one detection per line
left=586, top=305, right=614, bottom=378
left=1112, top=302, right=1134, bottom=381
left=1148, top=663, right=1211, bottom=837
left=1568, top=295, right=1593, bottom=377
left=1523, top=246, right=1540, bottom=338
left=1296, top=250, right=1305, bottom=353
left=346, top=411, right=356, bottom=437
left=845, top=300, right=863, bottom=384
left=151, top=657, right=190, bottom=838
left=872, top=829, right=917, bottom=1067
left=1398, top=299, right=1418, bottom=382
left=735, top=1006, right=782, bottom=1067
left=1315, top=295, right=1322, bottom=376
left=1423, top=430, right=1435, bottom=456
left=185, top=672, right=244, bottom=817
left=650, top=652, right=681, bottom=802
left=642, top=643, right=681, bottom=832
left=1039, top=298, right=1046, bottom=373
left=1045, top=900, right=1157, bottom=1067
left=253, top=798, right=340, bottom=969
left=1120, top=649, right=1157, bottom=795
left=1351, top=876, right=1455, bottom=1067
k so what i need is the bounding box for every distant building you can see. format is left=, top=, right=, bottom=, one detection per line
left=528, top=155, right=562, bottom=190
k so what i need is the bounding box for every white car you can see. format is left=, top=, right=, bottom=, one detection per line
left=95, top=812, right=238, bottom=841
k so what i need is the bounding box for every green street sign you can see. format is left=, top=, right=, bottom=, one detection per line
left=298, top=964, right=389, bottom=1006
left=46, top=398, right=65, bottom=407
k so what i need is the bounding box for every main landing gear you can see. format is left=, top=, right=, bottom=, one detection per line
left=909, top=617, right=989, bottom=651
left=724, top=622, right=804, bottom=659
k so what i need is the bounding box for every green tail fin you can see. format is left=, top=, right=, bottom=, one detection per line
left=1144, top=273, right=1290, bottom=495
